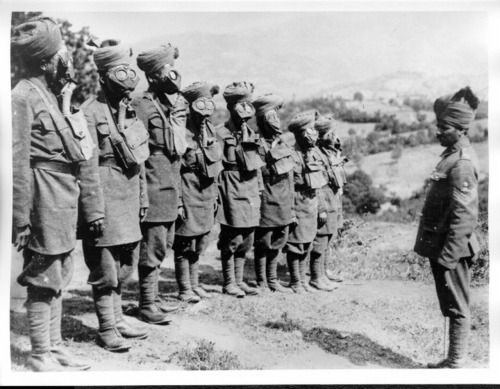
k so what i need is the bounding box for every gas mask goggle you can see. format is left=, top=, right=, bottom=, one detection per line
left=233, top=101, right=255, bottom=121
left=154, top=64, right=182, bottom=94
left=191, top=97, right=216, bottom=117
left=319, top=130, right=340, bottom=149
left=45, top=46, right=76, bottom=91
left=106, top=64, right=140, bottom=94
left=264, top=109, right=281, bottom=134
left=299, top=127, right=318, bottom=148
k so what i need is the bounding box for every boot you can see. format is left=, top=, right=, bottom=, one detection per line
left=325, top=244, right=343, bottom=282
left=253, top=247, right=269, bottom=291
left=113, top=284, right=148, bottom=339
left=138, top=266, right=173, bottom=325
left=153, top=267, right=181, bottom=312
left=428, top=317, right=469, bottom=369
left=174, top=255, right=200, bottom=303
left=221, top=251, right=245, bottom=297
left=50, top=292, right=92, bottom=370
left=26, top=289, right=64, bottom=372
left=189, top=255, right=210, bottom=299
left=309, top=250, right=335, bottom=291
left=266, top=250, right=290, bottom=293
left=235, top=256, right=259, bottom=296
left=287, top=252, right=305, bottom=294
left=300, top=256, right=316, bottom=293
left=93, top=286, right=131, bottom=352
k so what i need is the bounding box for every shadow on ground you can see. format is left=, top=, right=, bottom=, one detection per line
left=265, top=318, right=423, bottom=368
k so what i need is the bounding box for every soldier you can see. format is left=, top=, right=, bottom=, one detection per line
left=132, top=44, right=188, bottom=315
left=11, top=17, right=98, bottom=371
left=286, top=112, right=327, bottom=293
left=308, top=115, right=347, bottom=291
left=252, top=93, right=296, bottom=293
left=216, top=81, right=264, bottom=297
left=414, top=87, right=481, bottom=369
left=79, top=39, right=150, bottom=352
left=173, top=82, right=223, bottom=301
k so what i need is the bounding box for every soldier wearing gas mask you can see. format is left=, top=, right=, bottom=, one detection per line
left=79, top=39, right=150, bottom=352
left=173, top=82, right=223, bottom=301
left=132, top=44, right=188, bottom=317
left=308, top=116, right=348, bottom=291
left=11, top=17, right=101, bottom=371
left=216, top=82, right=264, bottom=298
left=252, top=93, right=296, bottom=293
left=286, top=112, right=328, bottom=294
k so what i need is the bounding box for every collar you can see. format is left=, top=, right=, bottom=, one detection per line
left=440, top=136, right=471, bottom=158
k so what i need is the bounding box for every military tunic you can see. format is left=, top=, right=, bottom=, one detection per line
left=132, top=91, right=187, bottom=268
left=12, top=77, right=104, bottom=292
left=414, top=136, right=479, bottom=321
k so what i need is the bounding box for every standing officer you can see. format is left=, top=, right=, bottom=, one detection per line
left=414, top=86, right=480, bottom=369
left=308, top=115, right=346, bottom=291
left=216, top=81, right=263, bottom=297
left=80, top=39, right=150, bottom=352
left=173, top=81, right=223, bottom=301
left=132, top=44, right=189, bottom=313
left=286, top=112, right=327, bottom=294
left=252, top=93, right=295, bottom=293
left=11, top=16, right=99, bottom=371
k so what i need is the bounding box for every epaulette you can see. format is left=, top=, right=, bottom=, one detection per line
left=459, top=146, right=472, bottom=161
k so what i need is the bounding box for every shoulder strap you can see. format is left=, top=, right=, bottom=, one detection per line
left=101, top=99, right=123, bottom=143
left=147, top=93, right=174, bottom=152
left=147, top=93, right=170, bottom=125
left=28, top=79, right=67, bottom=131
left=459, top=146, right=472, bottom=161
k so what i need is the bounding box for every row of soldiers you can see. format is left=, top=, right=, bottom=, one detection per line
left=11, top=17, right=347, bottom=371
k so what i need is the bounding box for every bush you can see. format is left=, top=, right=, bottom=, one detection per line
left=343, top=170, right=386, bottom=215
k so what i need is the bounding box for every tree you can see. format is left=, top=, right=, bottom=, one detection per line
left=391, top=144, right=404, bottom=163
left=353, top=91, right=364, bottom=102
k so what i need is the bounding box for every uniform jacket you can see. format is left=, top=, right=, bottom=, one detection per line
left=414, top=136, right=480, bottom=269
left=176, top=117, right=220, bottom=236
left=316, top=148, right=341, bottom=235
left=131, top=91, right=187, bottom=222
left=287, top=146, right=327, bottom=244
left=12, top=77, right=104, bottom=255
left=215, top=119, right=263, bottom=228
left=79, top=91, right=148, bottom=247
left=257, top=136, right=295, bottom=228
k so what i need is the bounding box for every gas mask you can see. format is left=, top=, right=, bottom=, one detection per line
left=191, top=97, right=216, bottom=118
left=264, top=109, right=281, bottom=134
left=297, top=127, right=318, bottom=148
left=318, top=130, right=341, bottom=150
left=44, top=46, right=75, bottom=95
left=232, top=101, right=255, bottom=121
left=150, top=64, right=182, bottom=95
left=104, top=64, right=140, bottom=97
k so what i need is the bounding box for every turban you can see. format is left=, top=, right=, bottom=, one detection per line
left=434, top=86, right=479, bottom=129
left=11, top=17, right=63, bottom=62
left=252, top=93, right=284, bottom=117
left=182, top=82, right=220, bottom=104
left=93, top=40, right=131, bottom=73
left=223, top=81, right=254, bottom=105
left=137, top=44, right=179, bottom=74
left=315, top=115, right=336, bottom=135
left=288, top=111, right=316, bottom=133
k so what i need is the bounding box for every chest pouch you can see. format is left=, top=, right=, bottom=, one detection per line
left=236, top=139, right=266, bottom=172
left=198, top=138, right=223, bottom=178
left=104, top=104, right=150, bottom=170
left=268, top=143, right=295, bottom=176
left=304, top=160, right=327, bottom=189
left=30, top=80, right=95, bottom=163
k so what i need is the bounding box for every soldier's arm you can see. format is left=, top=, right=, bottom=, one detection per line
left=77, top=106, right=105, bottom=225
left=437, top=159, right=479, bottom=269
left=139, top=162, right=149, bottom=209
left=170, top=94, right=188, bottom=135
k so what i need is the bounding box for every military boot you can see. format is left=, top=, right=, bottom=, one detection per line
left=309, top=250, right=335, bottom=291
left=26, top=289, right=64, bottom=372
left=253, top=247, right=269, bottom=291
left=153, top=267, right=181, bottom=313
left=428, top=317, right=469, bottom=368
left=174, top=255, right=201, bottom=303
left=325, top=245, right=343, bottom=282
left=113, top=284, right=148, bottom=339
left=300, top=257, right=316, bottom=293
left=50, top=292, right=92, bottom=370
left=287, top=252, right=305, bottom=294
left=235, top=256, right=260, bottom=296
left=221, top=251, right=245, bottom=297
left=138, top=266, right=173, bottom=325
left=93, top=287, right=131, bottom=352
left=266, top=250, right=290, bottom=293
left=189, top=255, right=210, bottom=299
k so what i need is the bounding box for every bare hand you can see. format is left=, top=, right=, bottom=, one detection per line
left=140, top=208, right=148, bottom=222
left=318, top=211, right=327, bottom=225
left=13, top=225, right=31, bottom=252
left=178, top=206, right=186, bottom=220
left=89, top=218, right=105, bottom=236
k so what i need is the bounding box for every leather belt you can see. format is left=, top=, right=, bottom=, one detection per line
left=150, top=151, right=165, bottom=156
left=222, top=164, right=240, bottom=171
left=99, top=156, right=118, bottom=167
left=294, top=184, right=315, bottom=192
left=30, top=160, right=75, bottom=174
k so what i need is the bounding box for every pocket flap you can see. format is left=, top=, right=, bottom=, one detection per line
left=149, top=115, right=164, bottom=129
left=96, top=121, right=111, bottom=135
left=122, top=118, right=150, bottom=150
left=269, top=143, right=292, bottom=160
left=202, top=140, right=223, bottom=163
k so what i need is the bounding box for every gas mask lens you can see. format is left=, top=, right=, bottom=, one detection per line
left=115, top=67, right=137, bottom=82
left=192, top=97, right=216, bottom=117
left=234, top=101, right=255, bottom=119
